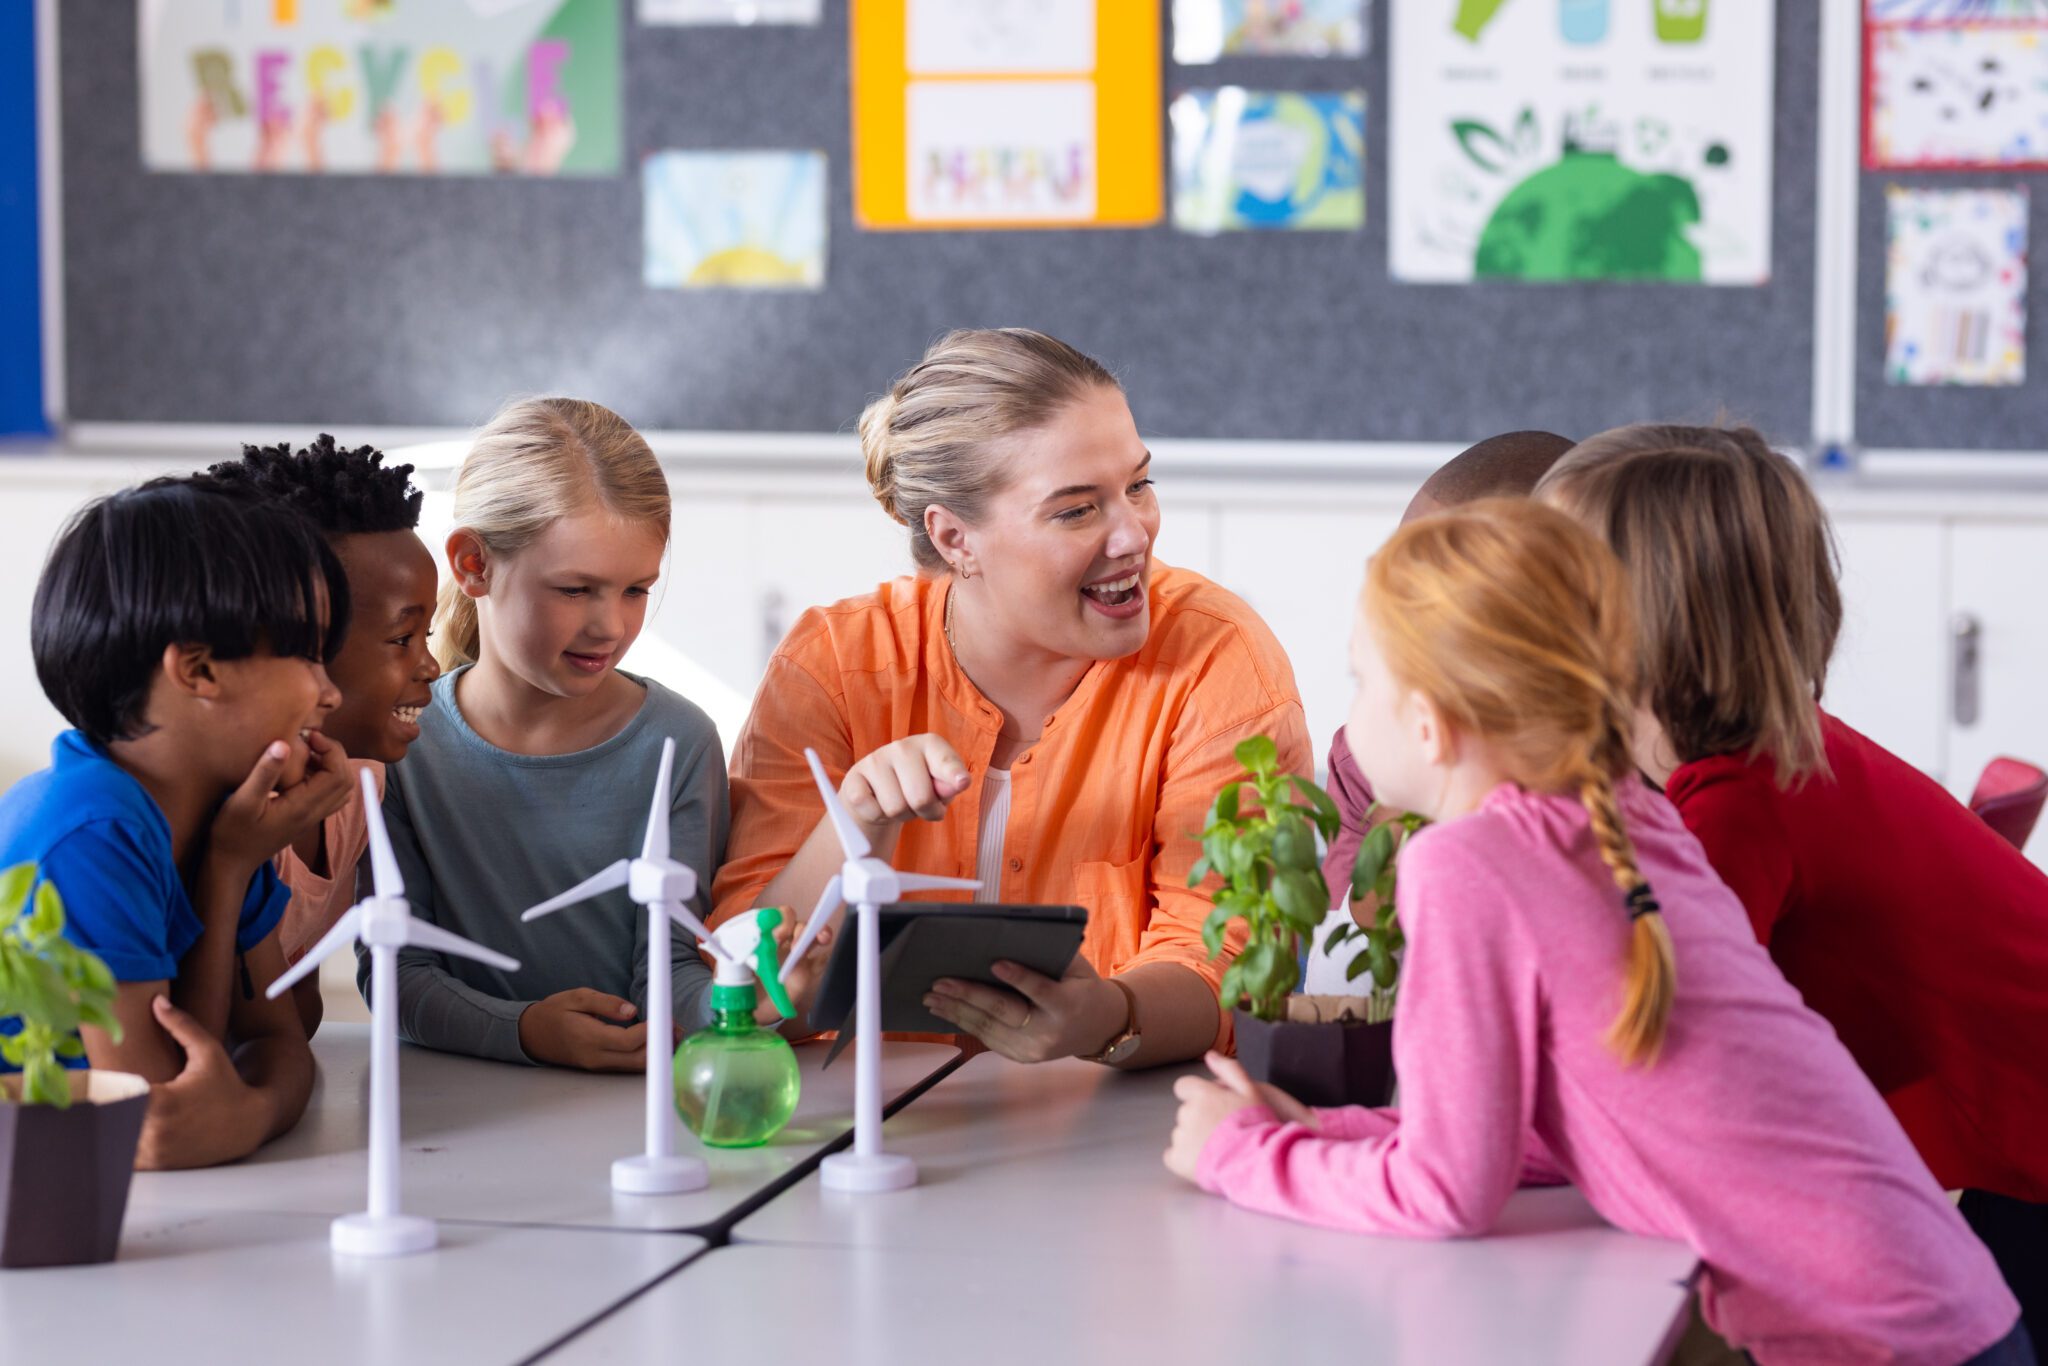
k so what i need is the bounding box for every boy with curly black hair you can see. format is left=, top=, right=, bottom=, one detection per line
left=206, top=435, right=441, bottom=1033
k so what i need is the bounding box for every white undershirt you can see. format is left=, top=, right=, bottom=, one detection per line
left=976, top=768, right=1013, bottom=898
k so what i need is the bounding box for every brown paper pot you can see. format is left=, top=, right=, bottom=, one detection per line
left=0, top=1070, right=150, bottom=1269
left=1234, top=1008, right=1396, bottom=1109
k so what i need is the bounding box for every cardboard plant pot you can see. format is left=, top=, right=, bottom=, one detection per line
left=0, top=1071, right=150, bottom=1269
left=1233, top=996, right=1395, bottom=1109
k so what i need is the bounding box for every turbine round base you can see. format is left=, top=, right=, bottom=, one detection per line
left=820, top=1150, right=918, bottom=1193
left=612, top=1153, right=710, bottom=1194
left=331, top=1212, right=437, bottom=1257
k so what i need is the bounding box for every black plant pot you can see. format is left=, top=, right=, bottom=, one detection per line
left=1234, top=1006, right=1396, bottom=1109
left=0, top=1071, right=150, bottom=1269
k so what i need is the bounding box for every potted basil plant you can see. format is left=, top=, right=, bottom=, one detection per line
left=1193, top=737, right=1422, bottom=1107
left=1324, top=805, right=1429, bottom=1026
left=0, top=862, right=149, bottom=1269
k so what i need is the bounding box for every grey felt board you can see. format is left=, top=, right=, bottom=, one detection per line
left=61, top=0, right=1821, bottom=448
left=1855, top=166, right=2048, bottom=453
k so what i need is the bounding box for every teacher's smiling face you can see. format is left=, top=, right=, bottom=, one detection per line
left=928, top=384, right=1160, bottom=664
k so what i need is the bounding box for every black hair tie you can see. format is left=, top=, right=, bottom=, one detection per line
left=1625, top=884, right=1661, bottom=921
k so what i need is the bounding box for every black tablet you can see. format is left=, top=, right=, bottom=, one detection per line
left=809, top=904, right=1088, bottom=1054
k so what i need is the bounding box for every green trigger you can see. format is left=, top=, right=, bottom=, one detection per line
left=754, top=907, right=795, bottom=1019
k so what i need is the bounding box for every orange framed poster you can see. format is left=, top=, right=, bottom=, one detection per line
left=852, top=0, right=1162, bottom=229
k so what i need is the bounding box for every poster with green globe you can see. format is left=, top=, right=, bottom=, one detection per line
left=1391, top=0, right=1773, bottom=284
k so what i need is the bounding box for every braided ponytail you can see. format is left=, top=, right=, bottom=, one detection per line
left=1577, top=762, right=1677, bottom=1066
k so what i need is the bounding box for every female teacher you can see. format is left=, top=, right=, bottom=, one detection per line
left=709, top=328, right=1310, bottom=1068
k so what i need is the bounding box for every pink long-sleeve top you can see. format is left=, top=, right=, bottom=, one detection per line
left=1197, top=781, right=2018, bottom=1366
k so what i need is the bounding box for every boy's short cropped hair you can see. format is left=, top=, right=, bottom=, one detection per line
left=32, top=476, right=353, bottom=748
left=204, top=434, right=424, bottom=537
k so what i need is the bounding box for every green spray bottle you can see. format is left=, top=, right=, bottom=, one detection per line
left=674, top=907, right=802, bottom=1148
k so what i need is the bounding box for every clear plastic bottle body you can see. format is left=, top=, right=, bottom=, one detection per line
left=673, top=1005, right=801, bottom=1148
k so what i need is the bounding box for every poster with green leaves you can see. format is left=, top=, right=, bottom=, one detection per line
left=1391, top=0, right=1773, bottom=284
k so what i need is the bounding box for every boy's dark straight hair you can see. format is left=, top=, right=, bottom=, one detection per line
left=32, top=476, right=353, bottom=748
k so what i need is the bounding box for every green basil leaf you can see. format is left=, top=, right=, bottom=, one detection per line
left=1289, top=775, right=1342, bottom=841
left=1234, top=735, right=1278, bottom=775
left=1271, top=814, right=1318, bottom=873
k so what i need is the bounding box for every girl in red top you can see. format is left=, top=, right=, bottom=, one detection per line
left=1540, top=424, right=2048, bottom=1346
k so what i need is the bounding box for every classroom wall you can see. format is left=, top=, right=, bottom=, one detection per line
left=5, top=451, right=2046, bottom=876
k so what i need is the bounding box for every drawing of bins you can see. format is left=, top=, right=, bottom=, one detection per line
left=1654, top=0, right=1707, bottom=42
left=1560, top=0, right=1608, bottom=45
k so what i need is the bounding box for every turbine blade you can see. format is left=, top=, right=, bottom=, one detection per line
left=892, top=872, right=983, bottom=896
left=642, top=737, right=676, bottom=864
left=401, top=918, right=521, bottom=973
left=785, top=874, right=842, bottom=966
left=519, top=860, right=630, bottom=922
left=362, top=768, right=404, bottom=900
left=662, top=900, right=733, bottom=967
left=263, top=906, right=363, bottom=999
left=804, top=748, right=872, bottom=861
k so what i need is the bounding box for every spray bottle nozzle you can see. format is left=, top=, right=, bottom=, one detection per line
left=707, top=907, right=797, bottom=1020
left=751, top=908, right=796, bottom=1019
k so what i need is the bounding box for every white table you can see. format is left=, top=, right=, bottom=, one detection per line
left=0, top=1205, right=703, bottom=1366
left=129, top=1024, right=962, bottom=1233
left=549, top=1054, right=1700, bottom=1366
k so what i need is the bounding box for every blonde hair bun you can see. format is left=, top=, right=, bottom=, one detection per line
left=859, top=329, right=1119, bottom=572
left=858, top=390, right=905, bottom=525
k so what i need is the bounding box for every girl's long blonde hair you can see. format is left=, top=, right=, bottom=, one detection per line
left=434, top=397, right=670, bottom=671
left=1365, top=498, right=1676, bottom=1066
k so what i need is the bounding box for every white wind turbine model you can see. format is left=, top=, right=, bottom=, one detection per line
left=783, top=747, right=981, bottom=1192
left=519, top=736, right=739, bottom=1195
left=267, top=768, right=521, bottom=1257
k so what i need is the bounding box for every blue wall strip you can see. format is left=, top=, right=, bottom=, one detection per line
left=0, top=2, right=47, bottom=435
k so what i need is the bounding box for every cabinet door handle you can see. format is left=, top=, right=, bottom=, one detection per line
left=1952, top=612, right=1982, bottom=728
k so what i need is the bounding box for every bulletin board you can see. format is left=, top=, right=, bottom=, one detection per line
left=56, top=0, right=1822, bottom=448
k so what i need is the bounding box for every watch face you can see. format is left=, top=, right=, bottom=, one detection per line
left=1104, top=1034, right=1142, bottom=1065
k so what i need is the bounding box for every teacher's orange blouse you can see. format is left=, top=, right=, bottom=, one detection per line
left=709, top=563, right=1311, bottom=1049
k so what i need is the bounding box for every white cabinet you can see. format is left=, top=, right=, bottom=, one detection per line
left=1944, top=521, right=2048, bottom=820
left=1826, top=516, right=1949, bottom=778
left=1214, top=503, right=1405, bottom=771
left=0, top=490, right=103, bottom=785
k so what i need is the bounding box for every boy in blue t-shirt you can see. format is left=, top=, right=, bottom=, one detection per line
left=0, top=476, right=357, bottom=1168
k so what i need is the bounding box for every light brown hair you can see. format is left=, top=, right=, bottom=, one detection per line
left=434, top=397, right=670, bottom=670
left=1537, top=424, right=1840, bottom=784
left=858, top=328, right=1121, bottom=573
left=1365, top=498, right=1676, bottom=1066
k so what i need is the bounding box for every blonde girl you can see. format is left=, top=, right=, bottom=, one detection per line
left=1165, top=499, right=2023, bottom=1366
left=365, top=397, right=728, bottom=1072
